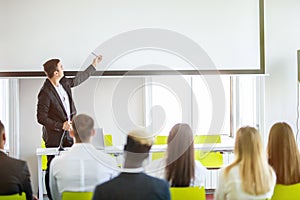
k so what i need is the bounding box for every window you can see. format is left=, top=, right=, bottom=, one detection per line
left=234, top=76, right=262, bottom=133
left=146, top=75, right=261, bottom=138
left=146, top=75, right=231, bottom=136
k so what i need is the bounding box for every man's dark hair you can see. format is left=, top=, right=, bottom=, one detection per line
left=43, top=59, right=60, bottom=78
left=124, top=136, right=151, bottom=153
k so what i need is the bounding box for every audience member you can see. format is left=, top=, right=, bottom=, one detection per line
left=0, top=121, right=37, bottom=200
left=92, top=129, right=170, bottom=200
left=146, top=123, right=207, bottom=187
left=50, top=114, right=118, bottom=200
left=214, top=126, right=276, bottom=200
left=267, top=122, right=300, bottom=185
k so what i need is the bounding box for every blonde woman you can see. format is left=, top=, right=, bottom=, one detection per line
left=267, top=122, right=300, bottom=185
left=214, top=126, right=276, bottom=200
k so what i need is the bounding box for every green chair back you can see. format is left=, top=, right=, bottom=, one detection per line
left=62, top=191, right=93, bottom=200
left=170, top=187, right=206, bottom=200
left=104, top=134, right=113, bottom=146
left=41, top=139, right=47, bottom=170
left=152, top=136, right=168, bottom=160
left=271, top=183, right=300, bottom=200
left=0, top=193, right=26, bottom=200
left=154, top=135, right=168, bottom=145
left=194, top=135, right=221, bottom=144
left=194, top=135, right=223, bottom=168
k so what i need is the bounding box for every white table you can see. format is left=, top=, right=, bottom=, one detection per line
left=36, top=138, right=234, bottom=200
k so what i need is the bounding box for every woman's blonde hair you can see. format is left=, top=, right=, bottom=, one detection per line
left=224, top=126, right=274, bottom=195
left=267, top=122, right=300, bottom=184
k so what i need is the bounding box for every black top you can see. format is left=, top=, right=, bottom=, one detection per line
left=93, top=172, right=170, bottom=200
left=0, top=151, right=33, bottom=200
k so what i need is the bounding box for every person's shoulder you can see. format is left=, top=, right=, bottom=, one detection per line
left=221, top=164, right=240, bottom=180
left=144, top=172, right=168, bottom=185
left=4, top=156, right=28, bottom=168
left=92, top=149, right=118, bottom=166
left=50, top=153, right=66, bottom=166
left=95, top=174, right=120, bottom=190
left=38, top=79, right=53, bottom=97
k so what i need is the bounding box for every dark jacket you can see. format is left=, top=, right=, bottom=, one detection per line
left=0, top=151, right=33, bottom=200
left=37, top=65, right=96, bottom=147
left=93, top=172, right=170, bottom=200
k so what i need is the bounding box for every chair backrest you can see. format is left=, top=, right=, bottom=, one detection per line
left=194, top=135, right=223, bottom=168
left=41, top=139, right=47, bottom=170
left=62, top=191, right=93, bottom=200
left=0, top=193, right=26, bottom=200
left=194, top=135, right=221, bottom=144
left=154, top=135, right=168, bottom=145
left=271, top=183, right=300, bottom=200
left=104, top=134, right=113, bottom=146
left=170, top=187, right=206, bottom=200
left=152, top=135, right=168, bottom=160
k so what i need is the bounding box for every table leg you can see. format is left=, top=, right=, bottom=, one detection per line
left=37, top=155, right=44, bottom=200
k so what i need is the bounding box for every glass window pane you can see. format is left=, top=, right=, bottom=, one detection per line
left=192, top=76, right=230, bottom=135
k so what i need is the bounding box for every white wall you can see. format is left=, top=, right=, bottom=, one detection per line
left=264, top=0, right=300, bottom=142
left=19, top=79, right=43, bottom=195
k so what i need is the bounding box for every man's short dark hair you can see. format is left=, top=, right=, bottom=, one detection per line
left=124, top=129, right=153, bottom=153
left=124, top=135, right=152, bottom=153
left=43, top=59, right=60, bottom=78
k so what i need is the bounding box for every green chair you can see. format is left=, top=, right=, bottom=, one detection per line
left=0, top=193, right=26, bottom=200
left=194, top=135, right=223, bottom=168
left=104, top=134, right=113, bottom=146
left=170, top=187, right=206, bottom=200
left=271, top=183, right=300, bottom=200
left=152, top=135, right=168, bottom=160
left=41, top=139, right=47, bottom=171
left=62, top=191, right=93, bottom=200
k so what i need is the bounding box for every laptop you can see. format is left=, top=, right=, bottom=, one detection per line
left=91, top=128, right=105, bottom=150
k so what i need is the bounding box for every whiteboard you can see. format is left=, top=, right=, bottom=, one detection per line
left=0, top=0, right=262, bottom=74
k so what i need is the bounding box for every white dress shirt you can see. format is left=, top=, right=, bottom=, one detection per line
left=50, top=143, right=119, bottom=200
left=145, top=157, right=207, bottom=187
left=214, top=165, right=276, bottom=200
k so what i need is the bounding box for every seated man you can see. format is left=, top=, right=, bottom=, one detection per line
left=50, top=114, right=118, bottom=200
left=0, top=121, right=36, bottom=200
left=92, top=129, right=170, bottom=200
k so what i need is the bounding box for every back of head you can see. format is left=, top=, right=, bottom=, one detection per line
left=166, top=123, right=194, bottom=187
left=268, top=122, right=300, bottom=184
left=72, top=114, right=94, bottom=143
left=234, top=126, right=263, bottom=162
left=124, top=129, right=154, bottom=167
left=225, top=126, right=274, bottom=195
left=43, top=59, right=60, bottom=78
left=0, top=120, right=5, bottom=148
left=0, top=120, right=4, bottom=135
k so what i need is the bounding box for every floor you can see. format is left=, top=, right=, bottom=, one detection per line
left=206, top=193, right=214, bottom=200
